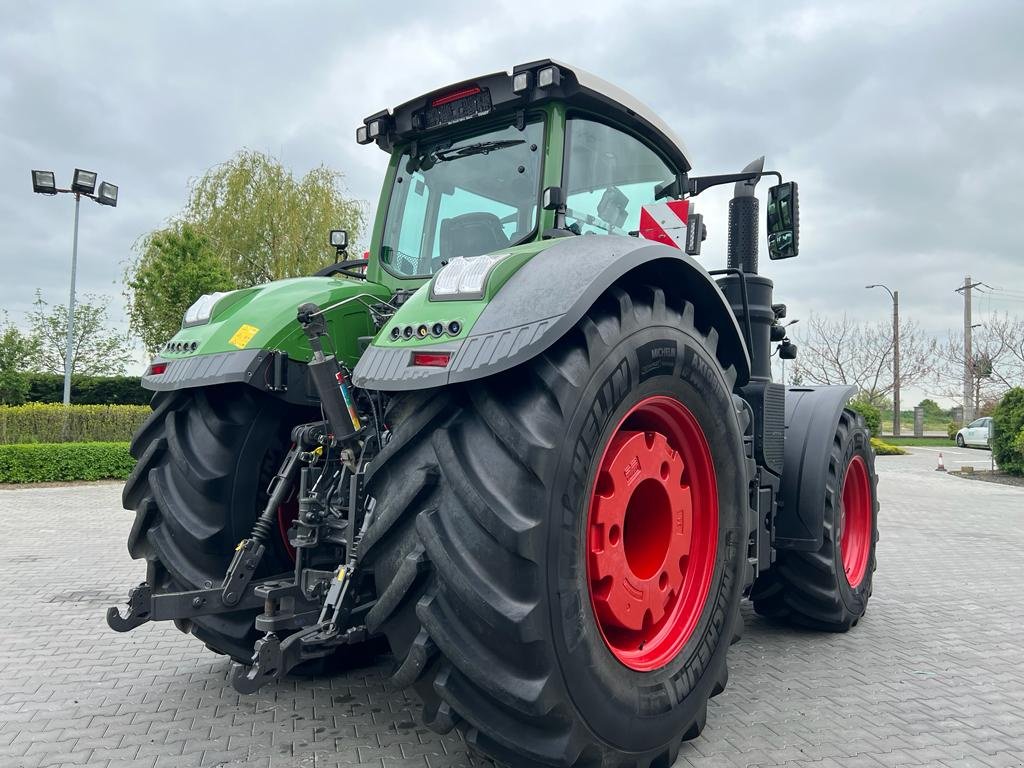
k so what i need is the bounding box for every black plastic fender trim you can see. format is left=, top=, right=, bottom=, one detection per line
left=140, top=349, right=316, bottom=405
left=774, top=385, right=857, bottom=551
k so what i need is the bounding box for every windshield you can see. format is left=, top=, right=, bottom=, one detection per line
left=380, top=116, right=544, bottom=277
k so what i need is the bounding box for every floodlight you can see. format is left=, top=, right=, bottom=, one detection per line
left=71, top=168, right=97, bottom=194
left=32, top=170, right=57, bottom=195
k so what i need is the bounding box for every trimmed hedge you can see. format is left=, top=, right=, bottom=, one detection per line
left=871, top=437, right=907, bottom=456
left=0, top=403, right=149, bottom=444
left=24, top=374, right=149, bottom=405
left=0, top=442, right=134, bottom=483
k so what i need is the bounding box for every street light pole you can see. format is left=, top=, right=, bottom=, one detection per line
left=892, top=289, right=899, bottom=437
left=63, top=193, right=82, bottom=405
left=866, top=284, right=899, bottom=436
left=30, top=169, right=118, bottom=406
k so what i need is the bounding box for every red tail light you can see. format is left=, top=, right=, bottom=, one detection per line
left=411, top=352, right=451, bottom=368
left=431, top=86, right=481, bottom=107
left=148, top=362, right=168, bottom=375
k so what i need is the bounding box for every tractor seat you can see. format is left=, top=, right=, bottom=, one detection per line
left=438, top=212, right=509, bottom=264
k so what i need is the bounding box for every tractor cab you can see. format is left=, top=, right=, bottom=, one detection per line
left=357, top=60, right=695, bottom=287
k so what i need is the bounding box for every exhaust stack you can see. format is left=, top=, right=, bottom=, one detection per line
left=727, top=156, right=765, bottom=275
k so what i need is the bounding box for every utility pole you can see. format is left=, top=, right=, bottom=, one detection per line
left=956, top=276, right=982, bottom=423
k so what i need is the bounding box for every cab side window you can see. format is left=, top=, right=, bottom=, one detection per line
left=563, top=118, right=675, bottom=235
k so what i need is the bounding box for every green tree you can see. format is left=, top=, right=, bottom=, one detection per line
left=27, top=291, right=133, bottom=377
left=126, top=224, right=234, bottom=353
left=181, top=150, right=365, bottom=286
left=992, top=388, right=1024, bottom=476
left=0, top=313, right=39, bottom=404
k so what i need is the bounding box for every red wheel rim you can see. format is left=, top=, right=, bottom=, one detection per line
left=839, top=455, right=871, bottom=588
left=586, top=396, right=718, bottom=672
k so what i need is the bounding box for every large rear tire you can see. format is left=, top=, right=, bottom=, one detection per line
left=751, top=409, right=878, bottom=631
left=122, top=385, right=313, bottom=662
left=362, top=284, right=748, bottom=767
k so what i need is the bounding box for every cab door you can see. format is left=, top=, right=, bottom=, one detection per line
left=561, top=116, right=680, bottom=236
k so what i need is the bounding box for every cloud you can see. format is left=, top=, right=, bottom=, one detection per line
left=2, top=0, right=1022, bottom=389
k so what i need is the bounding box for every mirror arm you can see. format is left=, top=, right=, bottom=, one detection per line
left=686, top=170, right=783, bottom=197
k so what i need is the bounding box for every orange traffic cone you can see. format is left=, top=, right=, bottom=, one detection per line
left=935, top=452, right=946, bottom=472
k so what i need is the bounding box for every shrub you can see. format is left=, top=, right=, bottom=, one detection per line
left=992, top=388, right=1024, bottom=476
left=947, top=421, right=960, bottom=441
left=848, top=399, right=881, bottom=436
left=21, top=374, right=150, bottom=405
left=0, top=403, right=149, bottom=444
left=871, top=437, right=907, bottom=456
left=0, top=369, right=29, bottom=405
left=1014, top=426, right=1024, bottom=457
left=0, top=442, right=134, bottom=483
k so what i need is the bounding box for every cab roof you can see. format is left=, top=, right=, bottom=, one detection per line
left=358, top=59, right=693, bottom=173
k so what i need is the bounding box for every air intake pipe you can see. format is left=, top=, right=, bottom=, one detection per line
left=720, top=156, right=775, bottom=380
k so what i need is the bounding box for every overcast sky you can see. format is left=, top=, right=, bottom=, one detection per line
left=2, top=1, right=1022, bottom=401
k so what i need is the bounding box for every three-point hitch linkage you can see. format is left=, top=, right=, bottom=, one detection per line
left=107, top=302, right=385, bottom=692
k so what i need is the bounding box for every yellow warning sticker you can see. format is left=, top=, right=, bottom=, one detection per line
left=228, top=324, right=259, bottom=349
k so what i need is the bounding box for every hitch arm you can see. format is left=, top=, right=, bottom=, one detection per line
left=106, top=579, right=268, bottom=632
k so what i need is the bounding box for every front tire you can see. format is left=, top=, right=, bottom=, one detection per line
left=956, top=433, right=966, bottom=448
left=122, top=385, right=312, bottom=662
left=362, top=284, right=748, bottom=767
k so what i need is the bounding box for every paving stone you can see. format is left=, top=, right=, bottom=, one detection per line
left=2, top=455, right=1023, bottom=767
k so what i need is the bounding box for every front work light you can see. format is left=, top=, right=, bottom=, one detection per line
left=32, top=170, right=57, bottom=195
left=96, top=181, right=118, bottom=207
left=356, top=125, right=370, bottom=144
left=329, top=229, right=347, bottom=249
left=71, top=168, right=97, bottom=195
left=183, top=291, right=231, bottom=327
left=431, top=253, right=508, bottom=300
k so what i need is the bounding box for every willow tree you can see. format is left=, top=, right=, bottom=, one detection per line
left=126, top=150, right=366, bottom=349
left=181, top=150, right=366, bottom=285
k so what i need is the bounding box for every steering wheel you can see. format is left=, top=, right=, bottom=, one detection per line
left=315, top=259, right=369, bottom=279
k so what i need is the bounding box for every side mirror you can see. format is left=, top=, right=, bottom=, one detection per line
left=542, top=186, right=564, bottom=210
left=766, top=181, right=799, bottom=259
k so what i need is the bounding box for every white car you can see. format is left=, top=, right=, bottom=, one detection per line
left=956, top=417, right=993, bottom=448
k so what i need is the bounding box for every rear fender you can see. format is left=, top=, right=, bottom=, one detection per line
left=353, top=235, right=751, bottom=390
left=775, top=385, right=857, bottom=551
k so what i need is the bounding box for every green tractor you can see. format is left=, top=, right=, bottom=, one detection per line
left=108, top=59, right=878, bottom=767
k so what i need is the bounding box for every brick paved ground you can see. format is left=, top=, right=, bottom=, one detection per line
left=2, top=446, right=1023, bottom=768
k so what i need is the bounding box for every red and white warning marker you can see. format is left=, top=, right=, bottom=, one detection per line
left=639, top=199, right=690, bottom=249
